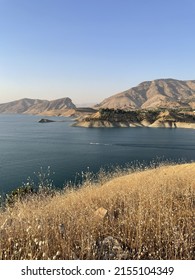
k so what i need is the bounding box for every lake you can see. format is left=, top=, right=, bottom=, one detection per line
left=0, top=114, right=195, bottom=194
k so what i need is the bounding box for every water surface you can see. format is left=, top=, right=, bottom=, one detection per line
left=0, top=114, right=194, bottom=194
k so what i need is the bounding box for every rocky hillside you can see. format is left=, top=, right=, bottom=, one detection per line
left=95, top=79, right=195, bottom=110
left=0, top=97, right=76, bottom=115
left=73, top=108, right=195, bottom=129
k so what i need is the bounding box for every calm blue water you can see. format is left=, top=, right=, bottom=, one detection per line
left=0, top=114, right=195, bottom=194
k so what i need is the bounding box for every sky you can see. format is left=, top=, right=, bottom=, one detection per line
left=0, top=0, right=195, bottom=105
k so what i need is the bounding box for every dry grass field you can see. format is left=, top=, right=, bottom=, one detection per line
left=0, top=163, right=194, bottom=260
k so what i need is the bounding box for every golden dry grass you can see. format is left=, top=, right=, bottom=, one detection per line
left=0, top=163, right=194, bottom=260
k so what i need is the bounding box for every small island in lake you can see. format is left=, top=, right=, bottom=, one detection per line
left=38, top=118, right=56, bottom=123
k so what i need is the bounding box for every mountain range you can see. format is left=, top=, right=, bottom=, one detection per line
left=1, top=79, right=195, bottom=115
left=95, top=78, right=195, bottom=110
left=0, top=97, right=76, bottom=115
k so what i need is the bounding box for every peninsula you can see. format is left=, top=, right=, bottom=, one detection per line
left=73, top=108, right=195, bottom=129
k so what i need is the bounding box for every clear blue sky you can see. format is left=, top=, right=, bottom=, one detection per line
left=0, top=0, right=195, bottom=104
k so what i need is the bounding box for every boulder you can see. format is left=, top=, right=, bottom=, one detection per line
left=38, top=118, right=55, bottom=123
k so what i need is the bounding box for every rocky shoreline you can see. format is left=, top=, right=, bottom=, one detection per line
left=72, top=108, right=195, bottom=129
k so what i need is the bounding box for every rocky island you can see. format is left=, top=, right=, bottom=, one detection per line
left=38, top=118, right=56, bottom=123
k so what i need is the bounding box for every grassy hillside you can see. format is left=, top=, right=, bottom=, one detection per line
left=0, top=163, right=194, bottom=260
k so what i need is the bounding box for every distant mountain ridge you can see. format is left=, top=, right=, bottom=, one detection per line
left=95, top=79, right=195, bottom=110
left=0, top=97, right=76, bottom=115
left=1, top=78, right=195, bottom=116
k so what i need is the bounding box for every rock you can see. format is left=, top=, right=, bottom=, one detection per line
left=38, top=118, right=55, bottom=123
left=94, top=207, right=108, bottom=221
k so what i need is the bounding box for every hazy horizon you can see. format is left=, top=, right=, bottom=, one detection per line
left=1, top=0, right=195, bottom=104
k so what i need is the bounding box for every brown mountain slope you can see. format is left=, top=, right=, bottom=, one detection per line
left=0, top=97, right=76, bottom=115
left=95, top=79, right=195, bottom=109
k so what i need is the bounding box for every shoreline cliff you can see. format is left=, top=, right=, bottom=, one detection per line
left=72, top=108, right=195, bottom=129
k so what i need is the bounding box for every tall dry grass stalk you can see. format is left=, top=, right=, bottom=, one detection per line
left=0, top=163, right=194, bottom=260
